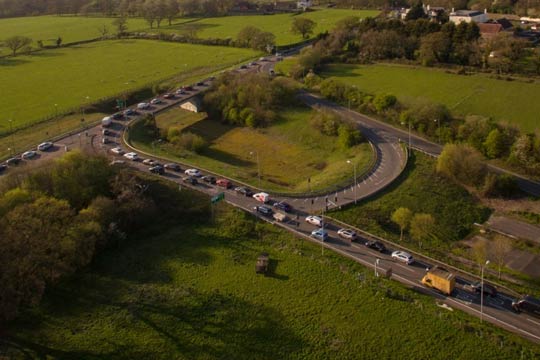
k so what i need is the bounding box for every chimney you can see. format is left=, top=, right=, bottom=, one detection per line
left=484, top=8, right=487, bottom=14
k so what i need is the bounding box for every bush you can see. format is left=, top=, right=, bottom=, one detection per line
left=373, top=93, right=397, bottom=112
left=437, top=143, right=487, bottom=187
left=481, top=173, right=519, bottom=198
left=310, top=110, right=341, bottom=136
left=338, top=123, right=364, bottom=149
left=172, top=132, right=208, bottom=153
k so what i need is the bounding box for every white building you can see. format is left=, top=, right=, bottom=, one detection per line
left=449, top=9, right=488, bottom=24
left=297, top=0, right=312, bottom=10
left=180, top=99, right=201, bottom=113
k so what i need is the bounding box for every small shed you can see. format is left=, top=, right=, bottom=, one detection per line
left=256, top=252, right=270, bottom=274
left=180, top=97, right=201, bottom=113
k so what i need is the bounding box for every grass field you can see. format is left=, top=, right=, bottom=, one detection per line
left=130, top=106, right=373, bottom=193
left=160, top=9, right=380, bottom=46
left=322, top=63, right=540, bottom=133
left=3, top=205, right=539, bottom=359
left=0, top=40, right=257, bottom=133
left=330, top=152, right=491, bottom=250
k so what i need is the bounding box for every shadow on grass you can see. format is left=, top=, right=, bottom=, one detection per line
left=0, top=57, right=29, bottom=66
left=267, top=258, right=289, bottom=281
left=322, top=64, right=364, bottom=78
left=202, top=147, right=253, bottom=167
left=163, top=22, right=220, bottom=33
left=182, top=117, right=232, bottom=143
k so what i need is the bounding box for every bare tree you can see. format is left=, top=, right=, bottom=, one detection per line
left=98, top=25, right=109, bottom=39
left=410, top=213, right=435, bottom=247
left=489, top=235, right=513, bottom=280
left=471, top=238, right=488, bottom=274
left=4, top=36, right=32, bottom=56
left=112, top=16, right=128, bottom=37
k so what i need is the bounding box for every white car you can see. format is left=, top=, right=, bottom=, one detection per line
left=22, top=150, right=37, bottom=159
left=184, top=168, right=201, bottom=177
left=305, top=215, right=323, bottom=227
left=37, top=142, right=53, bottom=151
left=337, top=228, right=357, bottom=241
left=110, top=160, right=125, bottom=165
left=110, top=147, right=124, bottom=155
left=252, top=192, right=270, bottom=203
left=137, top=102, right=150, bottom=110
left=391, top=250, right=414, bottom=265
left=123, top=152, right=139, bottom=161
left=150, top=98, right=162, bottom=105
left=142, top=158, right=158, bottom=166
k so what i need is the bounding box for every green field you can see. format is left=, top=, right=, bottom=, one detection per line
left=161, top=9, right=380, bottom=46
left=330, top=152, right=491, bottom=251
left=130, top=106, right=373, bottom=193
left=3, top=206, right=539, bottom=359
left=322, top=63, right=540, bottom=132
left=0, top=40, right=257, bottom=132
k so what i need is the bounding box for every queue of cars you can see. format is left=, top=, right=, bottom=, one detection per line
left=1, top=141, right=56, bottom=171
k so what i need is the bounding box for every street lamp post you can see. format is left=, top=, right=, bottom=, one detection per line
left=480, top=260, right=490, bottom=323
left=250, top=151, right=261, bottom=189
left=347, top=160, right=357, bottom=204
left=8, top=119, right=15, bottom=154
left=434, top=118, right=441, bottom=144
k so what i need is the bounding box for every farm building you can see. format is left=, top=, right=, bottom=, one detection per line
left=449, top=9, right=488, bottom=24
left=180, top=98, right=201, bottom=113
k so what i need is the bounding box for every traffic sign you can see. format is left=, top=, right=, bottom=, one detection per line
left=211, top=192, right=225, bottom=204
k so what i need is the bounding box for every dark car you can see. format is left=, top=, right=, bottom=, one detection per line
left=112, top=112, right=123, bottom=120
left=240, top=65, right=248, bottom=69
left=183, top=176, right=198, bottom=185
left=163, top=93, right=174, bottom=99
left=164, top=163, right=181, bottom=172
left=149, top=165, right=165, bottom=175
left=365, top=240, right=386, bottom=253
left=202, top=175, right=216, bottom=184
left=467, top=282, right=497, bottom=297
left=235, top=186, right=253, bottom=197
left=6, top=157, right=21, bottom=166
left=0, top=164, right=7, bottom=172
left=254, top=205, right=273, bottom=216
left=196, top=81, right=205, bottom=86
left=512, top=295, right=540, bottom=316
left=273, top=201, right=292, bottom=213
left=183, top=86, right=193, bottom=91
left=124, top=108, right=135, bottom=116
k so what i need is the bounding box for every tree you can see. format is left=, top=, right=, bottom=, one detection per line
left=56, top=36, right=62, bottom=47
left=165, top=0, right=179, bottom=25
left=391, top=207, right=413, bottom=241
left=437, top=143, right=487, bottom=187
left=410, top=213, right=435, bottom=247
left=291, top=17, right=316, bottom=39
left=405, top=1, right=427, bottom=21
left=489, top=235, right=512, bottom=280
left=483, top=128, right=505, bottom=159
left=372, top=93, right=397, bottom=112
left=471, top=238, right=488, bottom=274
left=4, top=35, right=32, bottom=56
left=98, top=25, right=109, bottom=39
left=112, top=16, right=128, bottom=36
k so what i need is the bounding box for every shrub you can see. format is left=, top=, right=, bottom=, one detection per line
left=437, top=143, right=487, bottom=187
left=481, top=173, right=519, bottom=198
left=338, top=123, right=363, bottom=149
left=373, top=93, right=397, bottom=112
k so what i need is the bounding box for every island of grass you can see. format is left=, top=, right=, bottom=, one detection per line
left=3, top=201, right=539, bottom=359
left=321, top=63, right=540, bottom=133
left=130, top=105, right=373, bottom=194
left=0, top=40, right=258, bottom=134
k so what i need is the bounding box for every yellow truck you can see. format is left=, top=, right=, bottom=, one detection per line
left=421, top=266, right=455, bottom=295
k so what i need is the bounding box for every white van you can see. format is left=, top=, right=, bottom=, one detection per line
left=253, top=192, right=270, bottom=204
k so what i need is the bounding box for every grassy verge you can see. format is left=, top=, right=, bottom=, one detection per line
left=129, top=106, right=373, bottom=193
left=321, top=63, right=540, bottom=133
left=329, top=152, right=491, bottom=251
left=2, top=204, right=539, bottom=359
left=0, top=39, right=257, bottom=132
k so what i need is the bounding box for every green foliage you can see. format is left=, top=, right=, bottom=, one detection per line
left=236, top=25, right=275, bottom=51
left=483, top=128, right=505, bottom=159
left=405, top=1, right=428, bottom=21
left=291, top=17, right=316, bottom=39
left=310, top=110, right=341, bottom=136
left=3, top=35, right=32, bottom=56
left=391, top=207, right=413, bottom=241
left=481, top=173, right=519, bottom=198
left=171, top=132, right=208, bottom=153
left=410, top=213, right=436, bottom=245
left=372, top=93, right=397, bottom=112
left=437, top=143, right=487, bottom=187
left=337, top=123, right=363, bottom=149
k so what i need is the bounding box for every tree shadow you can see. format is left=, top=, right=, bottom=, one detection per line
left=266, top=258, right=289, bottom=281
left=0, top=57, right=29, bottom=66
left=202, top=147, right=253, bottom=167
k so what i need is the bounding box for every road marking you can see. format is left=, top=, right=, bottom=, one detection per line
left=394, top=262, right=415, bottom=273
left=527, top=318, right=540, bottom=326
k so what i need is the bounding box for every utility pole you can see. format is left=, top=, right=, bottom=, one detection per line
left=480, top=260, right=490, bottom=323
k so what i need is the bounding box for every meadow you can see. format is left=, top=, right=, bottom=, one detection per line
left=130, top=106, right=373, bottom=193
left=0, top=40, right=257, bottom=133
left=322, top=63, right=540, bottom=133
left=160, top=9, right=380, bottom=46
left=3, top=205, right=539, bottom=359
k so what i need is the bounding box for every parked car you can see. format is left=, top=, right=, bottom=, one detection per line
left=252, top=192, right=270, bottom=203
left=183, top=86, right=193, bottom=91
left=149, top=165, right=165, bottom=175
left=112, top=112, right=123, bottom=120
left=102, top=116, right=113, bottom=127
left=196, top=81, right=205, bottom=86
left=240, top=65, right=247, bottom=69
left=150, top=98, right=162, bottom=105
left=6, top=157, right=21, bottom=166
left=249, top=61, right=257, bottom=66
left=311, top=228, right=328, bottom=241
left=273, top=201, right=292, bottom=213
left=143, top=158, right=159, bottom=166
left=235, top=186, right=253, bottom=197
left=110, top=147, right=124, bottom=155
left=465, top=282, right=497, bottom=297
left=124, top=108, right=135, bottom=116
left=123, top=152, right=139, bottom=161
left=184, top=168, right=201, bottom=177
left=253, top=205, right=273, bottom=216
left=37, top=142, right=53, bottom=151
left=202, top=175, right=216, bottom=184
left=22, top=150, right=37, bottom=159
left=337, top=228, right=357, bottom=241
left=164, top=163, right=181, bottom=171
left=0, top=164, right=7, bottom=172
left=512, top=295, right=540, bottom=316
left=163, top=93, right=174, bottom=99
left=183, top=176, right=198, bottom=185
left=102, top=129, right=110, bottom=136
left=102, top=137, right=109, bottom=144
left=391, top=250, right=414, bottom=265
left=305, top=215, right=323, bottom=227
left=216, top=178, right=233, bottom=189
left=137, top=102, right=150, bottom=110
left=175, top=89, right=186, bottom=95
left=365, top=240, right=386, bottom=253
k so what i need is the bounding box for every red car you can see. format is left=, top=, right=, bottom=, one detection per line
left=183, top=85, right=194, bottom=91
left=216, top=178, right=233, bottom=189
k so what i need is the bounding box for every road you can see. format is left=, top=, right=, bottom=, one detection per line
left=2, top=57, right=540, bottom=343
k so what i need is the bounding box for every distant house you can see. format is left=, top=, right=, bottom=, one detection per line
left=273, top=1, right=297, bottom=12
left=297, top=0, right=312, bottom=10
left=449, top=9, right=488, bottom=24
left=180, top=98, right=201, bottom=113
left=425, top=5, right=445, bottom=21
left=478, top=22, right=503, bottom=39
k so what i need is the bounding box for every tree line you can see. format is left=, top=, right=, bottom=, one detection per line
left=0, top=151, right=209, bottom=323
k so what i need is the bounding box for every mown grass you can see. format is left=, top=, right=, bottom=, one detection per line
left=0, top=40, right=257, bottom=132
left=130, top=106, right=373, bottom=193
left=3, top=205, right=539, bottom=359
left=330, top=152, right=491, bottom=250
left=159, top=9, right=380, bottom=46
left=322, top=63, right=540, bottom=133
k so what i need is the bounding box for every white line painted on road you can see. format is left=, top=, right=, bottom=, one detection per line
left=527, top=318, right=540, bottom=327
